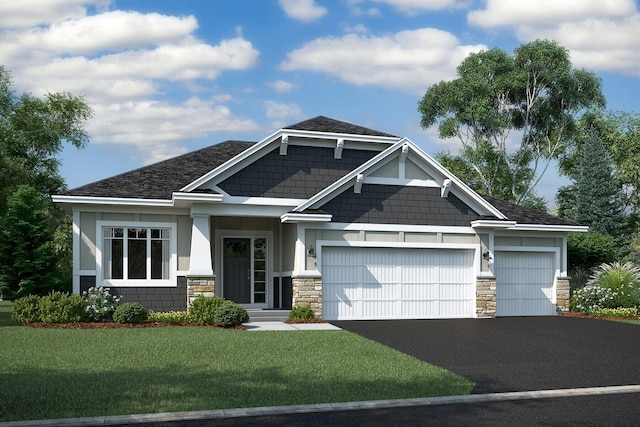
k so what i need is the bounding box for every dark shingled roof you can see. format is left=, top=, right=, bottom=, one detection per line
left=481, top=195, right=581, bottom=226
left=63, top=140, right=254, bottom=200
left=285, top=116, right=398, bottom=138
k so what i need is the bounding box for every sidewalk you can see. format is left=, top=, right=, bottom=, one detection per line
left=243, top=321, right=341, bottom=331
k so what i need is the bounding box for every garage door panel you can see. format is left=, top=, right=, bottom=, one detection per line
left=496, top=252, right=555, bottom=317
left=322, top=247, right=475, bottom=320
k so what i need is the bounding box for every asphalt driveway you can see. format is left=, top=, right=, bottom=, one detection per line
left=331, top=317, right=640, bottom=394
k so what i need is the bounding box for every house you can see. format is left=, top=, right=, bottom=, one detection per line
left=53, top=116, right=585, bottom=320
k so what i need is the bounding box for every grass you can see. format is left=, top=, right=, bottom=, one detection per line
left=0, top=300, right=17, bottom=326
left=0, top=307, right=473, bottom=422
left=618, top=318, right=640, bottom=325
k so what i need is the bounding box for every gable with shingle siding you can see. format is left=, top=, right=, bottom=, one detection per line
left=218, top=145, right=377, bottom=199
left=318, top=185, right=481, bottom=226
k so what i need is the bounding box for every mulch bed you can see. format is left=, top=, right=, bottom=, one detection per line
left=562, top=311, right=640, bottom=322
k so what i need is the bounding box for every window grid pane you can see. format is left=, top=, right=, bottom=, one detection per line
left=103, top=226, right=171, bottom=281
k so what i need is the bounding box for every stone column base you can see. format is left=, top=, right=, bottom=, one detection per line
left=556, top=277, right=570, bottom=314
left=292, top=277, right=322, bottom=316
left=476, top=277, right=497, bottom=318
left=187, top=276, right=215, bottom=307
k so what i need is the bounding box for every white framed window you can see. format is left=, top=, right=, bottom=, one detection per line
left=97, top=221, right=177, bottom=286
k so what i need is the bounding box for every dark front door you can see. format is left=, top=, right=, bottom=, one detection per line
left=223, top=238, right=251, bottom=303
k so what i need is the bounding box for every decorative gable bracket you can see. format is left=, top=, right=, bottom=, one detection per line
left=354, top=173, right=364, bottom=193
left=335, top=138, right=344, bottom=159
left=280, top=135, right=289, bottom=155
left=441, top=178, right=452, bottom=198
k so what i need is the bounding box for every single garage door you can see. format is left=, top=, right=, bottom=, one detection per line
left=322, top=247, right=475, bottom=320
left=495, top=251, right=555, bottom=316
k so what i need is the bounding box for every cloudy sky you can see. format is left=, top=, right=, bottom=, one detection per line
left=2, top=0, right=640, bottom=206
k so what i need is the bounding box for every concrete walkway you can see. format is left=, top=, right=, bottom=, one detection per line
left=243, top=321, right=341, bottom=331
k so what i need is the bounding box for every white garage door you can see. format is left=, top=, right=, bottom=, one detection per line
left=495, top=252, right=555, bottom=316
left=322, top=247, right=475, bottom=320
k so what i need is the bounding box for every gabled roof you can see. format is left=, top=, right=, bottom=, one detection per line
left=62, top=141, right=254, bottom=200
left=285, top=116, right=398, bottom=138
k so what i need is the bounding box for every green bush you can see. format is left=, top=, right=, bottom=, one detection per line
left=567, top=232, right=617, bottom=271
left=11, top=295, right=41, bottom=323
left=83, top=287, right=121, bottom=321
left=39, top=291, right=87, bottom=324
left=587, top=262, right=640, bottom=308
left=188, top=295, right=224, bottom=324
left=289, top=305, right=316, bottom=320
left=213, top=300, right=249, bottom=327
left=113, top=302, right=148, bottom=324
left=592, top=307, right=638, bottom=318
left=148, top=310, right=190, bottom=323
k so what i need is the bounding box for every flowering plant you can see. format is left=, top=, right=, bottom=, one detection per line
left=83, top=287, right=121, bottom=321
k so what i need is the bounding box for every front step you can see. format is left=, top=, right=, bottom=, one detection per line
left=246, top=309, right=290, bottom=322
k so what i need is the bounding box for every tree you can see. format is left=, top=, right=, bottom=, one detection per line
left=0, top=66, right=92, bottom=213
left=557, top=131, right=625, bottom=236
left=418, top=40, right=605, bottom=206
left=0, top=66, right=92, bottom=296
left=0, top=186, right=66, bottom=298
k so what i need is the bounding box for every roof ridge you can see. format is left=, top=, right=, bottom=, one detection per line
left=284, top=115, right=398, bottom=138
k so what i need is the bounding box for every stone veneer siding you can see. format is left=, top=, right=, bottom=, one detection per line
left=476, top=277, right=497, bottom=318
left=187, top=276, right=215, bottom=306
left=292, top=277, right=322, bottom=316
left=556, top=277, right=570, bottom=314
left=79, top=276, right=187, bottom=312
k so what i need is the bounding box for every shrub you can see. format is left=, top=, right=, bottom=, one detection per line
left=289, top=305, right=316, bottom=320
left=213, top=300, right=249, bottom=327
left=113, top=302, right=148, bottom=323
left=11, top=295, right=41, bottom=323
left=83, top=287, right=121, bottom=321
left=592, top=307, right=638, bottom=318
left=39, top=291, right=87, bottom=324
left=570, top=286, right=616, bottom=314
left=587, top=262, right=640, bottom=308
left=189, top=295, right=224, bottom=324
left=148, top=310, right=190, bottom=323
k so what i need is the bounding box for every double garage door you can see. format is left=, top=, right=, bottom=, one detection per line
left=322, top=247, right=475, bottom=320
left=321, top=247, right=556, bottom=320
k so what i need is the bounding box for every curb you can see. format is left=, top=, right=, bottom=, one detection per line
left=2, top=385, right=640, bottom=426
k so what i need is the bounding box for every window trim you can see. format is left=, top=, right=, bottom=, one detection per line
left=96, top=221, right=177, bottom=287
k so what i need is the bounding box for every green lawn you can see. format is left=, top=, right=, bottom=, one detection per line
left=0, top=305, right=473, bottom=422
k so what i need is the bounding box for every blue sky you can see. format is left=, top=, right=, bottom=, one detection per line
left=2, top=0, right=640, bottom=207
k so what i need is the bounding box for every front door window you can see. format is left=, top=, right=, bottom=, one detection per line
left=222, top=237, right=268, bottom=305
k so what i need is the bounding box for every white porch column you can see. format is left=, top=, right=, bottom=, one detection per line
left=188, top=213, right=213, bottom=276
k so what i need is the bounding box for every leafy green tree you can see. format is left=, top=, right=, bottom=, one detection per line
left=0, top=66, right=91, bottom=296
left=0, top=66, right=92, bottom=213
left=0, top=185, right=67, bottom=298
left=557, top=132, right=625, bottom=236
left=419, top=40, right=605, bottom=206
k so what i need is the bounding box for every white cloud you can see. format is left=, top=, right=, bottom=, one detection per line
left=267, top=80, right=297, bottom=93
left=0, top=3, right=262, bottom=160
left=468, top=0, right=634, bottom=28
left=0, top=0, right=110, bottom=28
left=264, top=101, right=304, bottom=121
left=279, top=0, right=327, bottom=22
left=280, top=28, right=486, bottom=93
left=373, top=0, right=461, bottom=15
left=88, top=99, right=259, bottom=164
left=468, top=0, right=640, bottom=76
left=15, top=11, right=198, bottom=54
left=343, top=23, right=370, bottom=34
